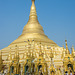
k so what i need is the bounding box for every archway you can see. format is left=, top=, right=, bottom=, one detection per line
left=32, top=64, right=35, bottom=73
left=24, top=65, right=29, bottom=75
left=67, top=63, right=74, bottom=74
left=38, top=65, right=43, bottom=75
left=38, top=65, right=42, bottom=71
left=10, top=66, right=14, bottom=74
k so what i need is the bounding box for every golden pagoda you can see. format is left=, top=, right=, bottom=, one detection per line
left=0, top=0, right=75, bottom=75
left=1, top=0, right=58, bottom=60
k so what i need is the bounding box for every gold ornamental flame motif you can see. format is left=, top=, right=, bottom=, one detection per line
left=9, top=0, right=58, bottom=46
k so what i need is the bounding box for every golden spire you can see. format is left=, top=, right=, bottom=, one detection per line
left=72, top=45, right=74, bottom=56
left=30, top=0, right=37, bottom=18
left=14, top=45, right=19, bottom=61
left=63, top=45, right=65, bottom=53
left=62, top=45, right=65, bottom=58
left=17, top=47, right=19, bottom=60
left=39, top=42, right=43, bottom=56
left=14, top=45, right=18, bottom=59
left=63, top=45, right=64, bottom=50
left=23, top=46, right=26, bottom=59
left=22, top=0, right=43, bottom=35
left=65, top=40, right=70, bottom=54
left=8, top=48, right=12, bottom=60
left=28, top=0, right=38, bottom=23
left=28, top=40, right=31, bottom=56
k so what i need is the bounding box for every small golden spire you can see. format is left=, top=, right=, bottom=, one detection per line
left=65, top=40, right=70, bottom=54
left=8, top=48, right=12, bottom=60
left=63, top=45, right=65, bottom=53
left=50, top=49, right=54, bottom=59
left=14, top=45, right=19, bottom=60
left=61, top=45, right=65, bottom=58
left=72, top=45, right=74, bottom=55
left=14, top=45, right=17, bottom=59
left=65, top=40, right=68, bottom=50
left=39, top=42, right=43, bottom=56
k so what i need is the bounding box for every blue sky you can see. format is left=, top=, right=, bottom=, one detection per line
left=0, top=0, right=75, bottom=53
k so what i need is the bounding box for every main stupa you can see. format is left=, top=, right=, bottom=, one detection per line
left=1, top=0, right=58, bottom=60
left=10, top=0, right=57, bottom=46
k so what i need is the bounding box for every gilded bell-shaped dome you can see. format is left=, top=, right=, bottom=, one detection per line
left=9, top=0, right=58, bottom=46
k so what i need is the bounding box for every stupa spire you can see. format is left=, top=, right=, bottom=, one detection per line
left=29, top=0, right=38, bottom=22
left=65, top=40, right=70, bottom=54
left=30, top=0, right=36, bottom=15
left=22, top=0, right=45, bottom=36
left=72, top=45, right=74, bottom=56
left=8, top=48, right=12, bottom=60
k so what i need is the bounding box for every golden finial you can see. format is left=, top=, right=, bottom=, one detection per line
left=65, top=40, right=68, bottom=50
left=39, top=43, right=42, bottom=54
left=61, top=45, right=64, bottom=58
left=14, top=45, right=17, bottom=59
left=65, top=40, right=70, bottom=54
left=32, top=0, right=35, bottom=2
left=8, top=48, right=12, bottom=60
left=29, top=0, right=37, bottom=18
left=63, top=45, right=65, bottom=52
left=32, top=0, right=35, bottom=5
left=72, top=45, right=74, bottom=55
left=72, top=45, right=74, bottom=50
left=39, top=42, right=43, bottom=57
left=14, top=45, right=19, bottom=60
left=50, top=49, right=54, bottom=58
